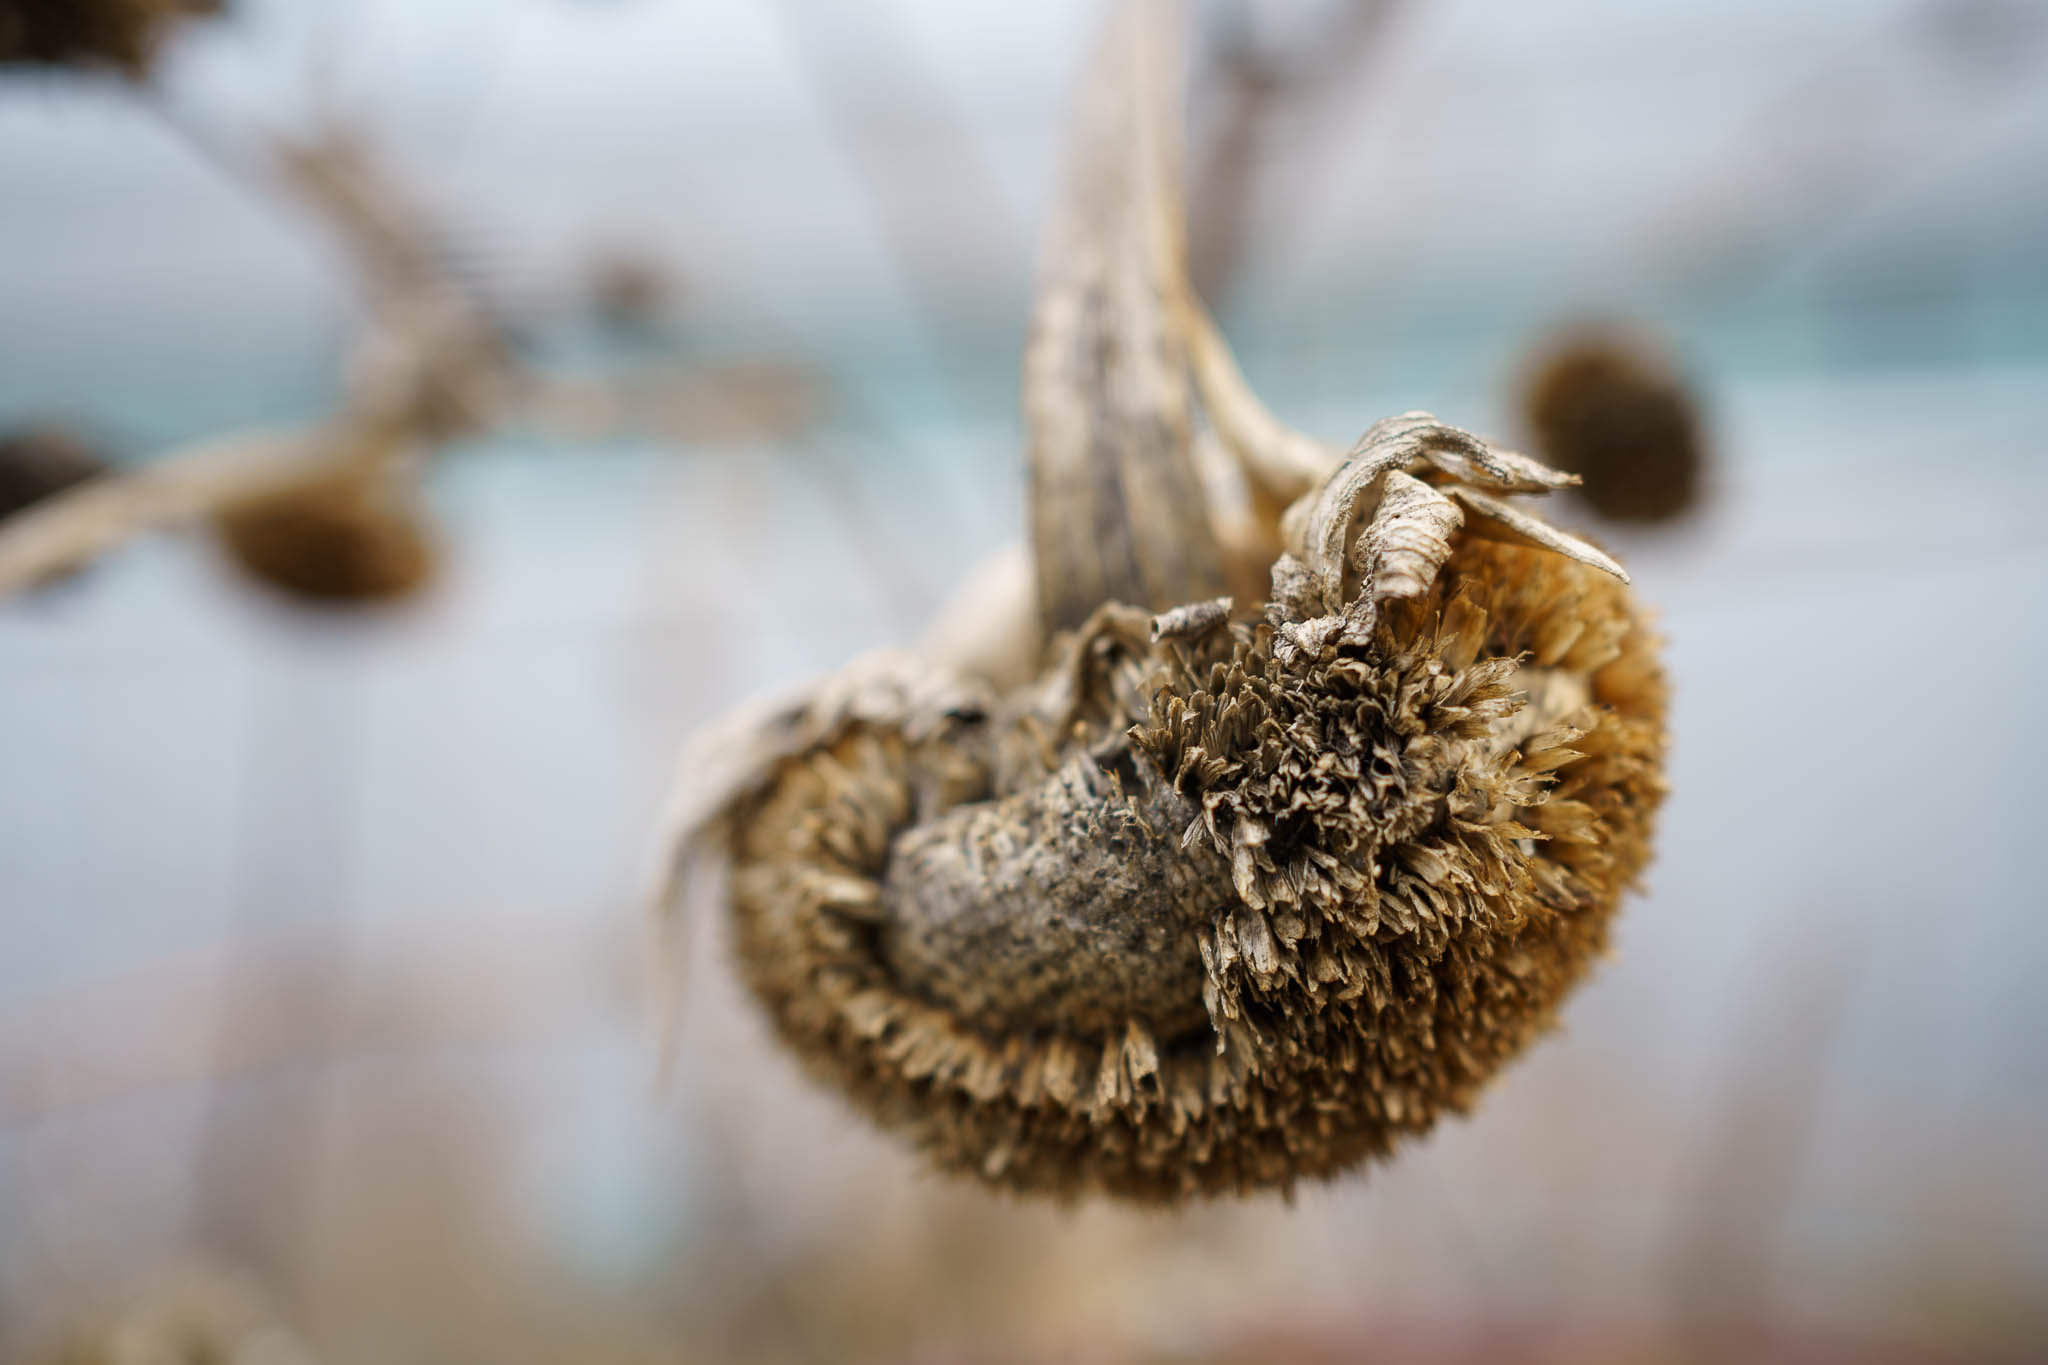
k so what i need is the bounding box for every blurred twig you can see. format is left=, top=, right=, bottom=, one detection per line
left=1185, top=0, right=1404, bottom=302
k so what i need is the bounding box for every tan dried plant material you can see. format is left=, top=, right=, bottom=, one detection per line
left=0, top=413, right=437, bottom=604
left=1520, top=325, right=1708, bottom=523
left=0, top=133, right=480, bottom=605
left=0, top=122, right=814, bottom=604
left=276, top=129, right=523, bottom=445
left=656, top=0, right=1667, bottom=1202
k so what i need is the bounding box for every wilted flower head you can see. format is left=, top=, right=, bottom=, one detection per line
left=701, top=425, right=1663, bottom=1201
left=658, top=1, right=1668, bottom=1203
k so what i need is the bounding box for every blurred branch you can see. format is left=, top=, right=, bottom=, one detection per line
left=1185, top=0, right=1403, bottom=301
left=770, top=0, right=1024, bottom=405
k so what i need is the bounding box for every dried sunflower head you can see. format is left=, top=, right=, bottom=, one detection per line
left=701, top=420, right=1663, bottom=1202
left=657, top=2, right=1667, bottom=1204
left=1520, top=326, right=1707, bottom=523
left=212, top=465, right=433, bottom=605
left=0, top=0, right=221, bottom=75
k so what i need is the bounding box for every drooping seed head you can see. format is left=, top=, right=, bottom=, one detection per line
left=710, top=527, right=1664, bottom=1201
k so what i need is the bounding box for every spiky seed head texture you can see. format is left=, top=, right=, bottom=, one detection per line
left=722, top=535, right=1665, bottom=1201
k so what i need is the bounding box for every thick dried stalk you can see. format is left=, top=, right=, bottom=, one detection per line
left=1024, top=0, right=1225, bottom=636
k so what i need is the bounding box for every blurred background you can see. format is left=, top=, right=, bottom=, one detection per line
left=2, top=0, right=2045, bottom=1361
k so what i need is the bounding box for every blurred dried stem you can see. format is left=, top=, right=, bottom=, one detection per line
left=0, top=125, right=497, bottom=602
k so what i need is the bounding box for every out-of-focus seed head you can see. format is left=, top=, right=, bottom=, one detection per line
left=659, top=1, right=1672, bottom=1205
left=212, top=469, right=433, bottom=605
left=1521, top=327, right=1707, bottom=523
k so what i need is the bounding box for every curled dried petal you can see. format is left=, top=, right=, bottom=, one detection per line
left=1448, top=486, right=1629, bottom=584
